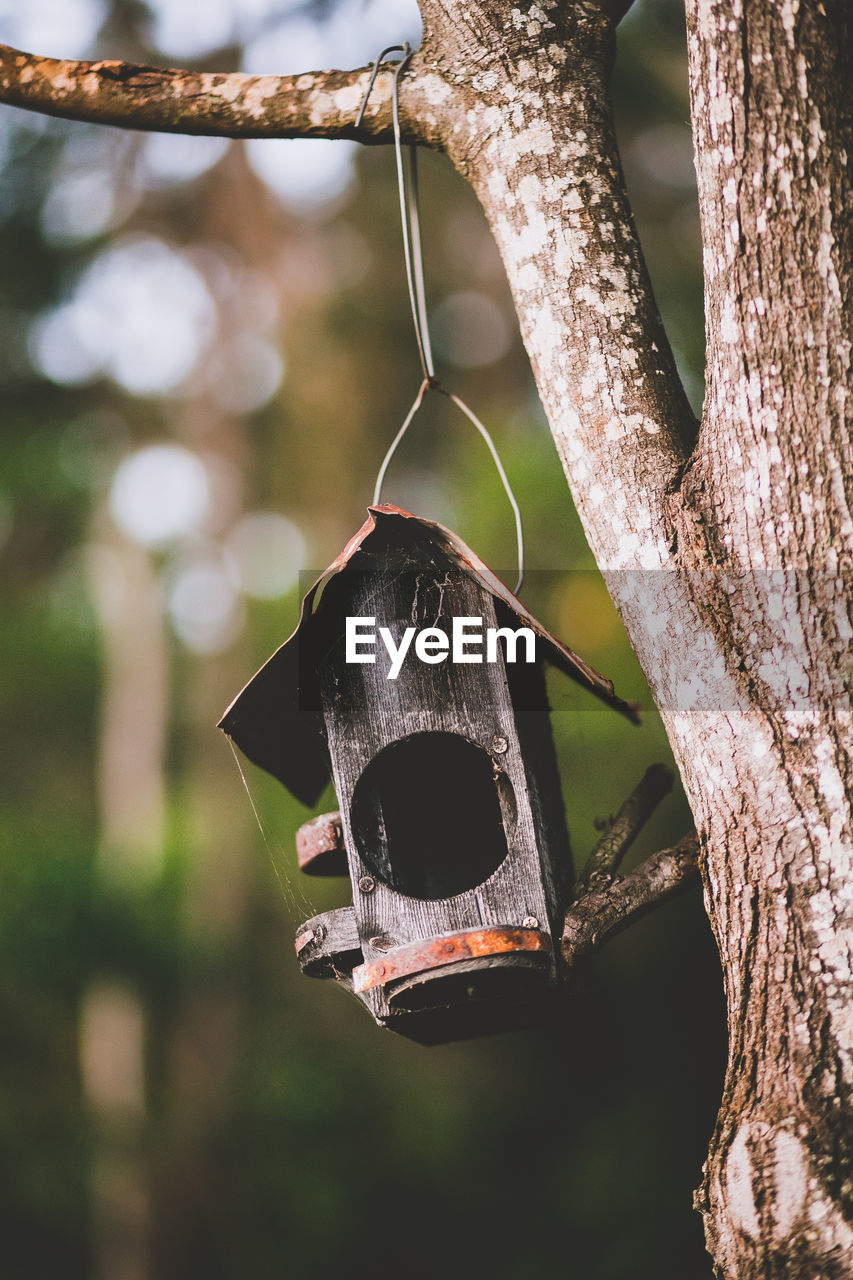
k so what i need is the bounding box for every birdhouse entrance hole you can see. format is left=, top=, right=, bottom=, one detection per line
left=350, top=732, right=512, bottom=900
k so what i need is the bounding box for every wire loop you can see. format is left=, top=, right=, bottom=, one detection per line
left=357, top=45, right=524, bottom=595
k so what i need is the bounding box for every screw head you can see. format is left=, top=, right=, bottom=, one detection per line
left=522, top=915, right=540, bottom=929
left=493, top=735, right=508, bottom=754
left=358, top=874, right=376, bottom=894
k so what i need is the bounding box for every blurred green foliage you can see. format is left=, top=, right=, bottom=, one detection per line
left=0, top=2, right=724, bottom=1277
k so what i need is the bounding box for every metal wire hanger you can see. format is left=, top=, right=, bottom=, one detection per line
left=355, top=43, right=525, bottom=596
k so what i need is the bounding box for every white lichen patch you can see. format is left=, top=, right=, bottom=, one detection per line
left=462, top=37, right=686, bottom=581
left=308, top=92, right=336, bottom=128
left=478, top=106, right=510, bottom=143
left=501, top=206, right=551, bottom=268
left=773, top=1130, right=809, bottom=1237
left=209, top=73, right=250, bottom=105
left=525, top=299, right=561, bottom=367
left=473, top=69, right=500, bottom=93
left=809, top=1193, right=853, bottom=1259
left=516, top=172, right=543, bottom=204
left=502, top=121, right=556, bottom=166
left=241, top=76, right=281, bottom=119
left=718, top=293, right=740, bottom=343
left=553, top=223, right=588, bottom=270
left=780, top=0, right=800, bottom=47
left=573, top=276, right=635, bottom=325
left=806, top=878, right=853, bottom=1084
left=48, top=68, right=80, bottom=96
left=328, top=81, right=371, bottom=118
left=813, top=733, right=848, bottom=812
left=419, top=72, right=454, bottom=108
left=514, top=261, right=541, bottom=292
left=510, top=1, right=556, bottom=37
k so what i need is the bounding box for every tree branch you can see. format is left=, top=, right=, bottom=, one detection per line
left=0, top=44, right=446, bottom=146
left=562, top=832, right=701, bottom=964
left=563, top=764, right=697, bottom=965
left=577, top=763, right=674, bottom=892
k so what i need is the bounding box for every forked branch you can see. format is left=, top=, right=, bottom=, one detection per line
left=576, top=762, right=674, bottom=892
left=562, top=765, right=700, bottom=965
left=562, top=833, right=700, bottom=964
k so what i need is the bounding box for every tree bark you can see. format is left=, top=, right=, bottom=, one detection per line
left=0, top=43, right=442, bottom=144
left=681, top=2, right=853, bottom=1274
left=1, top=1, right=851, bottom=1275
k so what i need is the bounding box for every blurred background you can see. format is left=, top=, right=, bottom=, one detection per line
left=0, top=1, right=724, bottom=1277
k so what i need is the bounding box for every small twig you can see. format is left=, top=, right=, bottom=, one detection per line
left=562, top=832, right=700, bottom=965
left=577, top=762, right=673, bottom=892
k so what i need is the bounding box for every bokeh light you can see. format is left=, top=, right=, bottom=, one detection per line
left=0, top=0, right=104, bottom=59
left=224, top=510, right=306, bottom=598
left=109, top=445, right=210, bottom=547
left=30, top=236, right=217, bottom=394
left=245, top=136, right=359, bottom=211
left=166, top=547, right=245, bottom=653
left=207, top=334, right=284, bottom=414
left=79, top=981, right=146, bottom=1117
left=41, top=169, right=123, bottom=245
left=137, top=132, right=231, bottom=188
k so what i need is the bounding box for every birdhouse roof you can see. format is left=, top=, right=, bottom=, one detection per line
left=219, top=505, right=640, bottom=806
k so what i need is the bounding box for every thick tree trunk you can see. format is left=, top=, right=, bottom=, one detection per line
left=682, top=2, right=853, bottom=1274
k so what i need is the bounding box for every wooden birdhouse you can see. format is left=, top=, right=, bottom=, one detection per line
left=219, top=506, right=637, bottom=1044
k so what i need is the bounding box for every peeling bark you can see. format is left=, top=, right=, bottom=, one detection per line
left=1, top=1, right=851, bottom=1275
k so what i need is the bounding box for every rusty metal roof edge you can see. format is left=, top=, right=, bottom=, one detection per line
left=218, top=504, right=640, bottom=731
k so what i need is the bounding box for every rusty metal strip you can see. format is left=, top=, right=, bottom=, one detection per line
left=352, top=925, right=551, bottom=994
left=296, top=810, right=347, bottom=875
